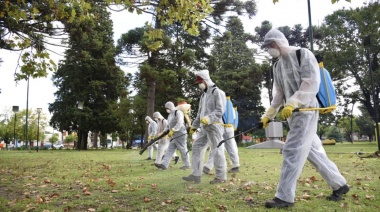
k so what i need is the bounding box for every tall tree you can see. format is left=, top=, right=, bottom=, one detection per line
left=315, top=2, right=380, bottom=123
left=49, top=3, right=124, bottom=150
left=355, top=105, right=376, bottom=141
left=115, top=1, right=257, bottom=144
left=209, top=16, right=264, bottom=131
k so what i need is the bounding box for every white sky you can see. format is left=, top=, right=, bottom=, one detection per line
left=0, top=0, right=367, bottom=126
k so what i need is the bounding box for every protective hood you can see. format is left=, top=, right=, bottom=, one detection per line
left=153, top=111, right=164, bottom=120
left=261, top=29, right=299, bottom=56
left=196, top=70, right=214, bottom=87
left=165, top=102, right=176, bottom=111
left=145, top=116, right=154, bottom=123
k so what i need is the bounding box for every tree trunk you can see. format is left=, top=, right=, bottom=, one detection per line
left=81, top=131, right=88, bottom=150
left=93, top=132, right=98, bottom=148
left=145, top=78, right=156, bottom=147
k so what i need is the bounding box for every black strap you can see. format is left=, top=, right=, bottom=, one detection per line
left=174, top=110, right=178, bottom=116
left=296, top=49, right=301, bottom=66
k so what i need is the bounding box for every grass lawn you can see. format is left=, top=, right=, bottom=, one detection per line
left=0, top=142, right=379, bottom=212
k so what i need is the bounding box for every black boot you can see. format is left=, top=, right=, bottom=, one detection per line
left=182, top=175, right=201, bottom=184
left=203, top=167, right=210, bottom=174
left=326, top=184, right=350, bottom=201
left=265, top=198, right=294, bottom=208
left=154, top=163, right=167, bottom=170
left=228, top=167, right=239, bottom=173
left=174, top=156, right=179, bottom=164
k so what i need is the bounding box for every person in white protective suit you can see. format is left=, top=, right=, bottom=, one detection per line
left=203, top=95, right=240, bottom=174
left=182, top=70, right=227, bottom=184
left=152, top=111, right=179, bottom=165
left=154, top=102, right=190, bottom=170
left=260, top=29, right=349, bottom=208
left=145, top=116, right=158, bottom=160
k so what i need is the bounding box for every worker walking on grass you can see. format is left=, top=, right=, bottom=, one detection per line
left=260, top=29, right=349, bottom=209
left=183, top=70, right=227, bottom=184
left=154, top=102, right=190, bottom=170
left=152, top=111, right=179, bottom=165
left=145, top=116, right=157, bottom=160
left=203, top=95, right=240, bottom=174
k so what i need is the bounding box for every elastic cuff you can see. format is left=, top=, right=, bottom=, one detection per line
left=263, top=106, right=277, bottom=120
left=204, top=116, right=211, bottom=125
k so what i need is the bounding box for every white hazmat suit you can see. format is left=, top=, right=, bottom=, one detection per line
left=153, top=112, right=169, bottom=164
left=159, top=102, right=190, bottom=169
left=204, top=96, right=240, bottom=173
left=262, top=29, right=348, bottom=205
left=185, top=70, right=227, bottom=183
left=145, top=116, right=158, bottom=160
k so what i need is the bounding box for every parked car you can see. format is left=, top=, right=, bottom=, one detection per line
left=53, top=144, right=64, bottom=149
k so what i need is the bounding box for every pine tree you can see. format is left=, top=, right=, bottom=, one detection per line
left=49, top=3, right=124, bottom=150
left=209, top=16, right=264, bottom=131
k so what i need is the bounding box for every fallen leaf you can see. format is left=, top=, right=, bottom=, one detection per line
left=315, top=192, right=324, bottom=198
left=151, top=183, right=157, bottom=189
left=144, top=197, right=151, bottom=202
left=165, top=199, right=173, bottom=204
left=111, top=190, right=118, bottom=193
left=341, top=202, right=348, bottom=208
left=177, top=206, right=189, bottom=212
left=74, top=194, right=81, bottom=198
left=216, top=204, right=227, bottom=211
left=365, top=195, right=375, bottom=199
left=310, top=176, right=317, bottom=182
left=300, top=193, right=311, bottom=200
left=87, top=208, right=96, bottom=212
left=352, top=194, right=359, bottom=200
left=37, top=196, right=44, bottom=204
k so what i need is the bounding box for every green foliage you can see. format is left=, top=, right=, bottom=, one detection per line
left=315, top=3, right=380, bottom=123
left=49, top=133, right=59, bottom=144
left=209, top=16, right=264, bottom=131
left=0, top=0, right=90, bottom=80
left=338, top=116, right=359, bottom=141
left=326, top=126, right=345, bottom=142
left=64, top=134, right=77, bottom=144
left=356, top=106, right=376, bottom=141
left=0, top=109, right=47, bottom=144
left=49, top=4, right=125, bottom=150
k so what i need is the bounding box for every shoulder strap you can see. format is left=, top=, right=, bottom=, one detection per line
left=174, top=110, right=178, bottom=116
left=296, top=49, right=301, bottom=66
left=211, top=85, right=218, bottom=94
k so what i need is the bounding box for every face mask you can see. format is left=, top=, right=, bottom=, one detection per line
left=268, top=48, right=280, bottom=58
left=154, top=118, right=158, bottom=121
left=166, top=109, right=171, bottom=114
left=146, top=121, right=149, bottom=124
left=198, top=83, right=206, bottom=90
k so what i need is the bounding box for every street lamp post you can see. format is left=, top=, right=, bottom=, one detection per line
left=77, top=101, right=84, bottom=150
left=36, top=108, right=42, bottom=152
left=25, top=75, right=30, bottom=149
left=307, top=0, right=314, bottom=52
left=12, top=106, right=19, bottom=147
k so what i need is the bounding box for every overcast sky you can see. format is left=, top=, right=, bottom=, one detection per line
left=0, top=0, right=367, bottom=125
